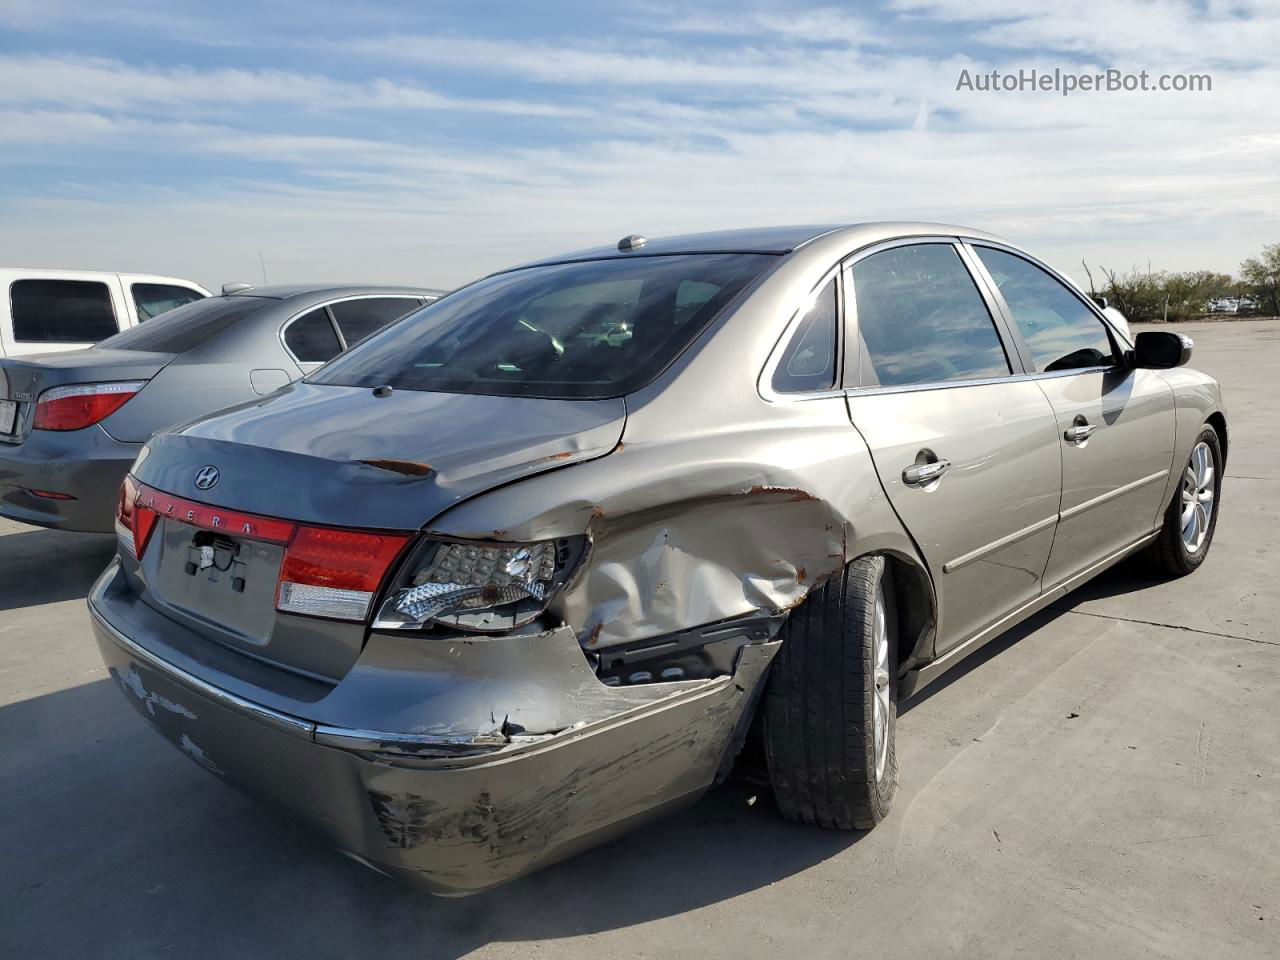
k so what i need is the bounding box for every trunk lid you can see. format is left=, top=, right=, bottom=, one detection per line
left=0, top=349, right=175, bottom=443
left=127, top=382, right=624, bottom=680
left=135, top=381, right=625, bottom=529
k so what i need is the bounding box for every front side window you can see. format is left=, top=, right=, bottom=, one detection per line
left=284, top=308, right=342, bottom=363
left=311, top=254, right=774, bottom=399
left=10, top=279, right=118, bottom=343
left=974, top=247, right=1116, bottom=372
left=330, top=297, right=423, bottom=347
left=132, top=283, right=205, bottom=321
left=772, top=277, right=837, bottom=394
left=852, top=244, right=1011, bottom=387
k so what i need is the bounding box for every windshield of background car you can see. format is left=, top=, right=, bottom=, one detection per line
left=97, top=297, right=264, bottom=353
left=309, top=254, right=775, bottom=399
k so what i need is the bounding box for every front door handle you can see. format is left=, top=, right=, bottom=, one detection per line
left=1064, top=419, right=1096, bottom=444
left=903, top=458, right=951, bottom=485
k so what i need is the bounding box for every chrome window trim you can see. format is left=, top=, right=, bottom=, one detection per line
left=840, top=235, right=1024, bottom=392
left=845, top=363, right=1117, bottom=398
left=961, top=239, right=1132, bottom=370
left=278, top=295, right=426, bottom=366
left=757, top=261, right=847, bottom=403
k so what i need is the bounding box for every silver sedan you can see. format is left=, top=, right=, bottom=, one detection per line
left=88, top=224, right=1225, bottom=894
left=0, top=284, right=442, bottom=532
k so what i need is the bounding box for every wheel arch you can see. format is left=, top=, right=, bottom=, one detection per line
left=872, top=548, right=937, bottom=680
left=1207, top=410, right=1228, bottom=464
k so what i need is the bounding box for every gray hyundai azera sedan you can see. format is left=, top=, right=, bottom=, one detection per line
left=0, top=284, right=442, bottom=532
left=88, top=224, right=1226, bottom=894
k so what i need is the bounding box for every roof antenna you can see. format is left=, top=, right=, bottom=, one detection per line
left=258, top=249, right=269, bottom=285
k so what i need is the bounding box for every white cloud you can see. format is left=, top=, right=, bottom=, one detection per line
left=0, top=2, right=1277, bottom=289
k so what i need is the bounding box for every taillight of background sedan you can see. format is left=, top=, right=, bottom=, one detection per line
left=88, top=223, right=1226, bottom=895
left=0, top=283, right=442, bottom=532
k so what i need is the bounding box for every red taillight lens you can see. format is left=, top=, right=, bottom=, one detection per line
left=34, top=381, right=144, bottom=431
left=117, top=478, right=410, bottom=621
left=277, top=527, right=411, bottom=621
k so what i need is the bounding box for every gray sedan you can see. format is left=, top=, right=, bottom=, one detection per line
left=88, top=224, right=1225, bottom=894
left=0, top=284, right=442, bottom=532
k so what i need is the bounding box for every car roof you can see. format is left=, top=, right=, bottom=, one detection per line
left=226, top=284, right=446, bottom=301
left=503, top=222, right=1008, bottom=271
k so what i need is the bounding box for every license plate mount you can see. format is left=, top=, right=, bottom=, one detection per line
left=0, top=400, right=16, bottom=435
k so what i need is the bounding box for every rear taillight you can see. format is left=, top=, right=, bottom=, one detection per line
left=121, top=479, right=410, bottom=620
left=34, top=381, right=144, bottom=431
left=277, top=527, right=411, bottom=621
left=115, top=475, right=158, bottom=560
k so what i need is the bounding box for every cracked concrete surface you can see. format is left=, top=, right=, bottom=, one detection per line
left=0, top=320, right=1277, bottom=959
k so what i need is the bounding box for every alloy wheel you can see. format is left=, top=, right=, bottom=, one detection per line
left=872, top=584, right=891, bottom=782
left=1180, top=441, right=1216, bottom=554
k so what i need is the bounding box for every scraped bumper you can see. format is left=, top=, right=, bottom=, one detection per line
left=89, top=561, right=777, bottom=894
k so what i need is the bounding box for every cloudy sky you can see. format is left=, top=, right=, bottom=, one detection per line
left=1, top=0, right=1277, bottom=291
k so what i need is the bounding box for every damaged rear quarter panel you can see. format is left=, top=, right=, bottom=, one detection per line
left=427, top=246, right=927, bottom=654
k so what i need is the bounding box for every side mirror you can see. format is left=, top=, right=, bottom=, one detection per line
left=1133, top=330, right=1193, bottom=369
left=1091, top=295, right=1108, bottom=310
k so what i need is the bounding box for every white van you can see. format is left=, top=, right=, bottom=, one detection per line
left=0, top=268, right=210, bottom=358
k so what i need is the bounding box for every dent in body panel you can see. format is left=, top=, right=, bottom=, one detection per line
left=429, top=396, right=927, bottom=658
left=354, top=642, right=779, bottom=890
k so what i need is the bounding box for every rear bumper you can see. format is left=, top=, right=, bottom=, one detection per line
left=0, top=425, right=137, bottom=532
left=89, top=560, right=778, bottom=894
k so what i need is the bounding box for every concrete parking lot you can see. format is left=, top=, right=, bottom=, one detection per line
left=1, top=320, right=1276, bottom=959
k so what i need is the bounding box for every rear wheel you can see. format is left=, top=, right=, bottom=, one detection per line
left=763, top=554, right=897, bottom=830
left=1148, top=424, right=1222, bottom=577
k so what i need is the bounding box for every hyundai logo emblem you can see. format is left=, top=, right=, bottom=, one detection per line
left=194, top=465, right=220, bottom=490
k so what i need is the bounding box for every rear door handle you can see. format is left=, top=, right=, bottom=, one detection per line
left=903, top=459, right=951, bottom=485
left=1064, top=422, right=1096, bottom=444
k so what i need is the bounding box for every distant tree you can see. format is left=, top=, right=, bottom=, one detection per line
left=1100, top=266, right=1236, bottom=322
left=1100, top=266, right=1166, bottom=322
left=1241, top=243, right=1280, bottom=317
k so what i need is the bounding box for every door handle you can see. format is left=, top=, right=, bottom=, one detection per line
left=1064, top=420, right=1096, bottom=444
left=903, top=458, right=951, bottom=485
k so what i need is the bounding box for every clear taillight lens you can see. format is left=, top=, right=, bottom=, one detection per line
left=114, top=473, right=158, bottom=559
left=277, top=527, right=411, bottom=621
left=34, top=381, right=144, bottom=431
left=114, top=475, right=137, bottom=557
left=374, top=537, right=583, bottom=633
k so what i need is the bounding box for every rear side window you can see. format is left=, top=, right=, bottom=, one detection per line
left=132, top=283, right=205, bottom=321
left=772, top=277, right=837, bottom=394
left=98, top=297, right=262, bottom=353
left=330, top=297, right=421, bottom=347
left=852, top=244, right=1011, bottom=388
left=311, top=254, right=774, bottom=399
left=10, top=279, right=118, bottom=343
left=974, top=247, right=1116, bottom=372
left=284, top=308, right=342, bottom=363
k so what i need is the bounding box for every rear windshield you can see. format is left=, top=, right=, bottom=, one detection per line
left=97, top=297, right=263, bottom=353
left=309, top=254, right=774, bottom=399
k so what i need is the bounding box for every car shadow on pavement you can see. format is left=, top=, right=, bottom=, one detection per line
left=0, top=547, right=1161, bottom=958
left=0, top=676, right=865, bottom=959
left=0, top=527, right=115, bottom=611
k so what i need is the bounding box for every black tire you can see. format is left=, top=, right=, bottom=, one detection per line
left=1148, top=423, right=1223, bottom=577
left=762, top=554, right=897, bottom=830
